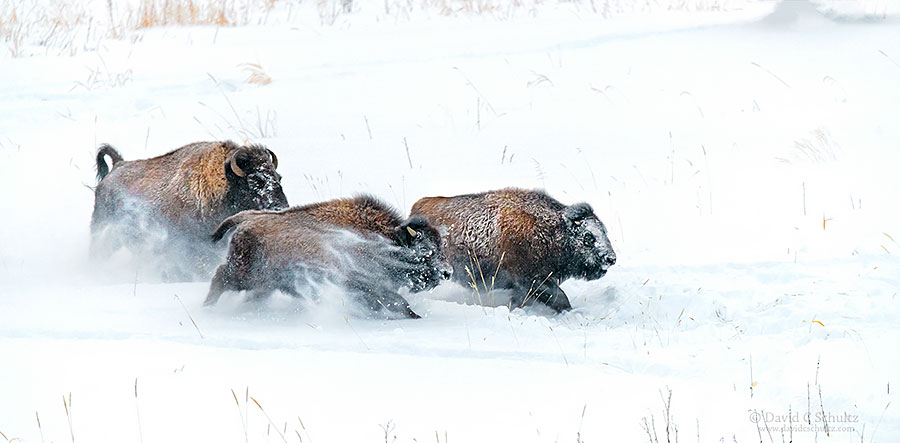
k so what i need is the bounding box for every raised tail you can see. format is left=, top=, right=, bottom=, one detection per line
left=211, top=210, right=270, bottom=242
left=96, top=144, right=125, bottom=181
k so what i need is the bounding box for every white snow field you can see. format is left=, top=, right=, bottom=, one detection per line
left=2, top=0, right=899, bottom=441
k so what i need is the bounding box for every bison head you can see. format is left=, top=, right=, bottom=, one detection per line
left=225, top=145, right=288, bottom=211
left=394, top=217, right=452, bottom=292
left=563, top=203, right=616, bottom=280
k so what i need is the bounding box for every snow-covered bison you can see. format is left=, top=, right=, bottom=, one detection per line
left=203, top=196, right=451, bottom=319
left=91, top=140, right=288, bottom=277
left=410, top=188, right=615, bottom=312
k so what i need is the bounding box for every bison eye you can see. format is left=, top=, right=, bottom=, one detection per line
left=583, top=232, right=595, bottom=246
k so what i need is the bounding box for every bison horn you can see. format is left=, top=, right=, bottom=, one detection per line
left=406, top=226, right=417, bottom=237
left=267, top=149, right=278, bottom=169
left=230, top=157, right=245, bottom=177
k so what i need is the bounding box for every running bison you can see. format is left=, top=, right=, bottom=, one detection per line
left=410, top=188, right=616, bottom=312
left=91, top=140, right=288, bottom=277
left=203, top=196, right=451, bottom=318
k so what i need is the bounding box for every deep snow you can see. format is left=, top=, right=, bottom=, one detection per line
left=1, top=0, right=899, bottom=441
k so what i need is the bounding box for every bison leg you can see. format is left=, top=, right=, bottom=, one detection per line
left=204, top=265, right=228, bottom=306
left=510, top=279, right=572, bottom=313
left=246, top=289, right=274, bottom=302
left=535, top=280, right=572, bottom=313
left=279, top=282, right=309, bottom=298
left=374, top=292, right=422, bottom=319
left=347, top=280, right=420, bottom=319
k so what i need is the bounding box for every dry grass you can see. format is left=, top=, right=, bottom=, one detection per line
left=71, top=55, right=134, bottom=91
left=0, top=0, right=90, bottom=57
left=1, top=0, right=272, bottom=57
left=777, top=128, right=840, bottom=165
left=641, top=388, right=678, bottom=443
left=134, top=0, right=231, bottom=28
left=3, top=0, right=744, bottom=58
left=197, top=73, right=278, bottom=140
left=240, top=63, right=272, bottom=86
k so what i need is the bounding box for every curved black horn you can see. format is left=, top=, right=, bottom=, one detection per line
left=230, top=155, right=244, bottom=177
left=267, top=149, right=278, bottom=169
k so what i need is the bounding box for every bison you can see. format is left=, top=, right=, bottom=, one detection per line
left=203, top=195, right=451, bottom=318
left=90, top=140, right=288, bottom=277
left=410, top=188, right=615, bottom=312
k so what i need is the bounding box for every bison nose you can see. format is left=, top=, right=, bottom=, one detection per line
left=602, top=253, right=616, bottom=267
left=441, top=269, right=452, bottom=280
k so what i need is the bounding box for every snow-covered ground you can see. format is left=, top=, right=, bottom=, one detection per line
left=2, top=0, right=899, bottom=441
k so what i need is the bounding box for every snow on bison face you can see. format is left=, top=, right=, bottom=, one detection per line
left=394, top=217, right=452, bottom=292
left=225, top=147, right=288, bottom=211
left=563, top=203, right=616, bottom=280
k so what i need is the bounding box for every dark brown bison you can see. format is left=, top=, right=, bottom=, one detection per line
left=91, top=140, right=288, bottom=277
left=203, top=195, right=451, bottom=318
left=410, top=188, right=615, bottom=312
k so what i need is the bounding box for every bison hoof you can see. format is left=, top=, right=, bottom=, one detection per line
left=546, top=296, right=572, bottom=313
left=405, top=308, right=422, bottom=319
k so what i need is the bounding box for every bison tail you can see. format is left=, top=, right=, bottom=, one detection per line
left=96, top=144, right=124, bottom=181
left=211, top=216, right=241, bottom=243
left=211, top=211, right=265, bottom=243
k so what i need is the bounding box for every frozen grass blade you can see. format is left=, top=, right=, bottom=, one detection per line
left=135, top=378, right=143, bottom=443
left=251, top=397, right=288, bottom=443
left=490, top=251, right=505, bottom=293
left=750, top=61, right=790, bottom=88
left=364, top=115, right=373, bottom=139
left=231, top=388, right=248, bottom=443
left=297, top=416, right=312, bottom=443
left=174, top=294, right=204, bottom=339
left=403, top=137, right=413, bottom=169
left=576, top=404, right=587, bottom=443
left=62, top=393, right=74, bottom=443
left=344, top=316, right=369, bottom=351
left=870, top=401, right=890, bottom=443
left=548, top=326, right=568, bottom=367
left=507, top=314, right=519, bottom=348
left=464, top=264, right=485, bottom=310
left=879, top=50, right=900, bottom=69
left=35, top=411, right=44, bottom=443
left=520, top=272, right=553, bottom=308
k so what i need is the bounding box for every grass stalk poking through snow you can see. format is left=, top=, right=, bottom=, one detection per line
left=519, top=272, right=554, bottom=308
left=174, top=294, right=204, bottom=339
left=231, top=388, right=249, bottom=443
left=35, top=411, right=44, bottom=443
left=548, top=326, right=568, bottom=367
left=135, top=378, right=143, bottom=443
left=344, top=316, right=369, bottom=351
left=641, top=388, right=678, bottom=443
left=576, top=404, right=587, bottom=443
left=62, top=393, right=74, bottom=443
left=403, top=137, right=413, bottom=169
left=297, top=416, right=312, bottom=443
left=464, top=263, right=484, bottom=307
left=251, top=397, right=288, bottom=443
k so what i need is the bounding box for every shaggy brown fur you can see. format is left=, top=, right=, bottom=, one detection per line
left=411, top=188, right=616, bottom=312
left=205, top=196, right=450, bottom=318
left=90, top=140, right=288, bottom=277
